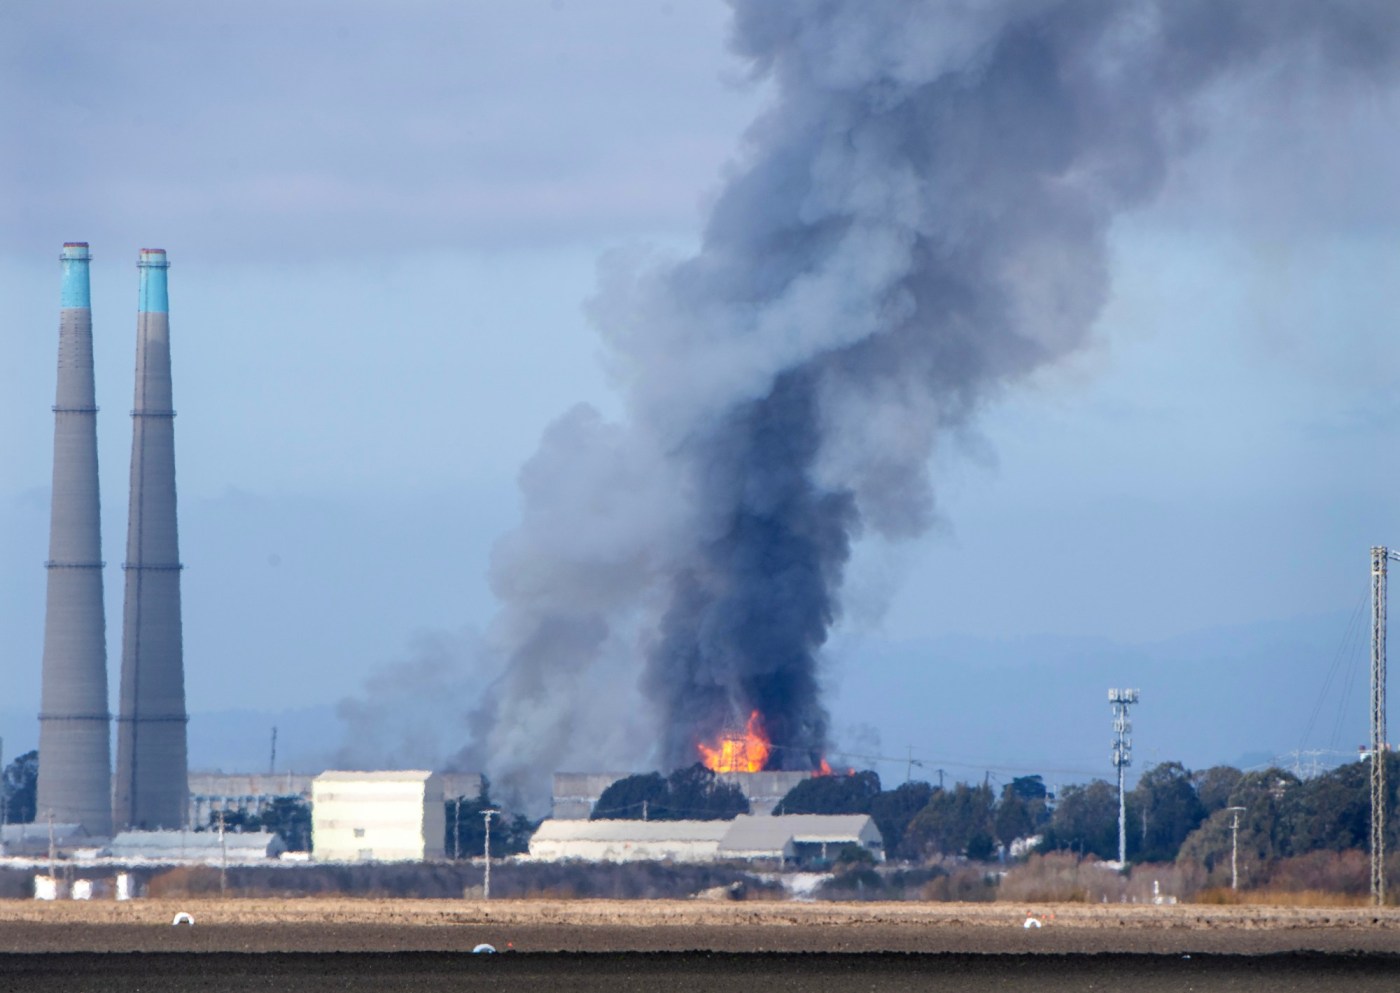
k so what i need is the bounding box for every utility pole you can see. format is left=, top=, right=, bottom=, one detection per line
left=0, top=735, right=6, bottom=856
left=482, top=809, right=498, bottom=900
left=218, top=810, right=228, bottom=898
left=1109, top=688, right=1139, bottom=865
left=1227, top=806, right=1246, bottom=891
left=1371, top=547, right=1399, bottom=906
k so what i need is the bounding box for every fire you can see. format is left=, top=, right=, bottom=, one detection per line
left=698, top=711, right=771, bottom=773
left=816, top=758, right=833, bottom=776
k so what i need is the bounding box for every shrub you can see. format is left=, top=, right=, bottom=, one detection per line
left=920, top=864, right=998, bottom=902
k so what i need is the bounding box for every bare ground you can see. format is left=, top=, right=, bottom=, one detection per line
left=1, top=898, right=1399, bottom=953
left=2, top=900, right=1399, bottom=991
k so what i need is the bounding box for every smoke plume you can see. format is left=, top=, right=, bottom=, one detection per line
left=459, top=0, right=1400, bottom=805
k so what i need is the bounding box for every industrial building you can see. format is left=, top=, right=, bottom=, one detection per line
left=717, top=771, right=816, bottom=815
left=311, top=771, right=445, bottom=862
left=716, top=814, right=885, bottom=863
left=552, top=769, right=815, bottom=819
left=107, top=829, right=286, bottom=862
left=528, top=819, right=733, bottom=863
left=527, top=814, right=885, bottom=866
left=0, top=823, right=96, bottom=858
left=552, top=772, right=632, bottom=819
left=187, top=772, right=315, bottom=828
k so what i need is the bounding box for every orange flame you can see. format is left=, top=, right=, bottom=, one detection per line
left=816, top=758, right=833, bottom=776
left=698, top=711, right=771, bottom=773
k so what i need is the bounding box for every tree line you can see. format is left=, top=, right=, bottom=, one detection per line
left=587, top=754, right=1400, bottom=880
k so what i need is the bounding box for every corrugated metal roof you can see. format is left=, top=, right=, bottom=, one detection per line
left=107, top=830, right=284, bottom=856
left=717, top=814, right=880, bottom=854
left=531, top=819, right=733, bottom=844
left=2, top=823, right=88, bottom=843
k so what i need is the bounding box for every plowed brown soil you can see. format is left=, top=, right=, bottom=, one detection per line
left=1, top=900, right=1397, bottom=991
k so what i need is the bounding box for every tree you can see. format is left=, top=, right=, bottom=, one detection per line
left=592, top=773, right=667, bottom=820
left=260, top=796, right=312, bottom=851
left=868, top=781, right=934, bottom=859
left=590, top=765, right=749, bottom=822
left=2, top=751, right=38, bottom=824
left=204, top=807, right=261, bottom=832
left=446, top=777, right=536, bottom=857
left=901, top=782, right=995, bottom=860
left=1007, top=775, right=1049, bottom=802
left=1285, top=762, right=1367, bottom=854
left=1130, top=762, right=1206, bottom=863
left=1042, top=779, right=1118, bottom=860
left=774, top=770, right=881, bottom=816
left=664, top=764, right=750, bottom=820
left=1193, top=765, right=1243, bottom=816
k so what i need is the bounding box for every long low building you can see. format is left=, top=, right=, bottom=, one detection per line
left=528, top=819, right=732, bottom=863
left=717, top=814, right=884, bottom=863
left=107, top=830, right=286, bottom=862
left=527, top=814, right=884, bottom=865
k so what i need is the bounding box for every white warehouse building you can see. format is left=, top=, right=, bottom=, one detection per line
left=528, top=819, right=733, bottom=863
left=312, top=771, right=445, bottom=862
left=528, top=814, right=884, bottom=865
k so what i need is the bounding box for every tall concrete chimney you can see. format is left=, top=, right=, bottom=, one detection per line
left=113, top=248, right=188, bottom=830
left=35, top=242, right=113, bottom=837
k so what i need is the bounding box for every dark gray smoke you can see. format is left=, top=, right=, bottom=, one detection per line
left=459, top=0, right=1400, bottom=805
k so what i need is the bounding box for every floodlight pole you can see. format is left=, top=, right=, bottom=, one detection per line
left=1109, top=689, right=1139, bottom=865
left=1226, top=806, right=1246, bottom=891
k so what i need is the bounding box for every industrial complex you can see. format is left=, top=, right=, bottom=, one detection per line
left=18, top=246, right=858, bottom=882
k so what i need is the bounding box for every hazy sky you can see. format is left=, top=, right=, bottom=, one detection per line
left=3, top=1, right=1399, bottom=788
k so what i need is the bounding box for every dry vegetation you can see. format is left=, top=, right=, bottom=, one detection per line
left=0, top=896, right=1396, bottom=930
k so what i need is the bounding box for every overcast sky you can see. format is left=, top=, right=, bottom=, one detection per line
left=3, top=1, right=1399, bottom=786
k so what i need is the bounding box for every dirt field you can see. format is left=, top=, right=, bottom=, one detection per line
left=1, top=900, right=1398, bottom=991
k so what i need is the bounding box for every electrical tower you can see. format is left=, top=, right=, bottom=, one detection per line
left=1109, top=688, right=1139, bottom=865
left=1371, top=547, right=1399, bottom=906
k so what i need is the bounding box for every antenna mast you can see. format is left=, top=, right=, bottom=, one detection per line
left=1109, top=688, right=1139, bottom=865
left=1371, top=547, right=1398, bottom=906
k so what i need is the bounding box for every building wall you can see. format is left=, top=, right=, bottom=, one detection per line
left=552, top=770, right=815, bottom=819
left=311, top=772, right=444, bottom=862
left=717, top=771, right=812, bottom=815
left=551, top=772, right=631, bottom=819
left=528, top=837, right=722, bottom=863
left=188, top=772, right=315, bottom=828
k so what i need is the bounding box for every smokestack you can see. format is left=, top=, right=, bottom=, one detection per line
left=113, top=248, right=188, bottom=830
left=35, top=242, right=113, bottom=837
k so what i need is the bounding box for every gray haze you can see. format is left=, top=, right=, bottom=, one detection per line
left=446, top=0, right=1400, bottom=806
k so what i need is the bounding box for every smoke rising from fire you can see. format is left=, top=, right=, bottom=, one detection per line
left=452, top=0, right=1400, bottom=805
